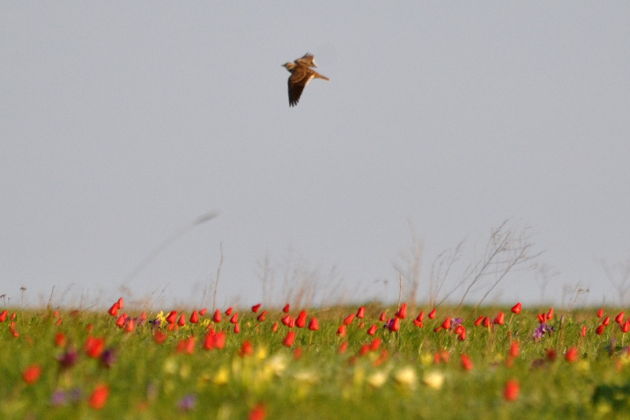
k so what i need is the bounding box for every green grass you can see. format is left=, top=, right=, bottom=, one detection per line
left=2, top=304, right=630, bottom=419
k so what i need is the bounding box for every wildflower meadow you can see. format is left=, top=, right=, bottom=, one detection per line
left=3, top=299, right=630, bottom=419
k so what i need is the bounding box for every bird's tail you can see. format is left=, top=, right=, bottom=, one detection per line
left=313, top=71, right=330, bottom=81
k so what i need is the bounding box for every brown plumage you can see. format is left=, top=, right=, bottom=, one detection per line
left=282, top=53, right=329, bottom=107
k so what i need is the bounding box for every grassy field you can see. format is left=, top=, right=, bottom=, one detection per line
left=3, top=300, right=630, bottom=419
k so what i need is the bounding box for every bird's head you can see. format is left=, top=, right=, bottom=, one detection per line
left=282, top=62, right=296, bottom=71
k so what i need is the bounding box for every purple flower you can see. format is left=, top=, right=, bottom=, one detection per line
left=50, top=388, right=82, bottom=406
left=178, top=394, right=197, bottom=411
left=100, top=348, right=117, bottom=368
left=149, top=318, right=163, bottom=327
left=57, top=348, right=78, bottom=369
left=451, top=318, right=464, bottom=329
left=51, top=390, right=67, bottom=406
left=532, top=323, right=554, bottom=340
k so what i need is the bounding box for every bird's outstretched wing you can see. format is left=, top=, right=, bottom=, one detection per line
left=297, top=53, right=317, bottom=68
left=288, top=66, right=314, bottom=107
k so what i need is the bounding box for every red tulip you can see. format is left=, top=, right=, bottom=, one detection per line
left=622, top=320, right=630, bottom=333
left=293, top=347, right=303, bottom=360
left=597, top=308, right=604, bottom=318
left=378, top=312, right=387, bottom=322
left=212, top=309, right=222, bottom=323
left=0, top=310, right=7, bottom=322
left=359, top=344, right=370, bottom=356
left=396, top=303, right=408, bottom=319
left=580, top=326, right=587, bottom=337
left=190, top=310, right=199, bottom=324
left=482, top=317, right=492, bottom=328
left=565, top=347, right=579, bottom=362
left=546, top=307, right=554, bottom=321
left=115, top=314, right=127, bottom=328
left=251, top=303, right=262, bottom=313
left=166, top=311, right=178, bottom=324
left=308, top=317, right=320, bottom=331
left=54, top=332, right=67, bottom=347
left=199, top=308, right=207, bottom=316
left=509, top=341, right=520, bottom=358
left=203, top=332, right=215, bottom=350
left=230, top=313, right=239, bottom=324
left=177, top=314, right=186, bottom=327
left=441, top=317, right=452, bottom=330
left=546, top=348, right=557, bottom=361
left=474, top=315, right=484, bottom=326
left=225, top=307, right=233, bottom=316
left=596, top=324, right=606, bottom=335
left=22, top=364, right=41, bottom=384
left=296, top=311, right=308, bottom=328
left=503, top=379, right=519, bottom=401
left=615, top=312, right=625, bottom=324
left=124, top=318, right=135, bottom=333
left=116, top=297, right=124, bottom=309
left=282, top=304, right=290, bottom=313
left=176, top=337, right=196, bottom=354
left=257, top=311, right=268, bottom=322
left=356, top=306, right=366, bottom=319
left=370, top=338, right=382, bottom=351
left=338, top=341, right=349, bottom=353
left=343, top=313, right=355, bottom=326
left=511, top=302, right=522, bottom=314
left=337, top=325, right=347, bottom=336
left=154, top=330, right=167, bottom=344
left=85, top=337, right=105, bottom=358
left=233, top=323, right=241, bottom=334
left=494, top=312, right=505, bottom=325
left=271, top=322, right=279, bottom=333
left=214, top=332, right=226, bottom=349
left=281, top=315, right=293, bottom=327
left=89, top=384, right=109, bottom=409
left=389, top=317, right=400, bottom=332
left=240, top=340, right=253, bottom=356
left=457, top=329, right=467, bottom=341
left=460, top=354, right=473, bottom=371
left=428, top=308, right=437, bottom=319
left=249, top=403, right=266, bottom=420
left=367, top=324, right=378, bottom=335
left=107, top=303, right=119, bottom=317
left=283, top=331, right=296, bottom=347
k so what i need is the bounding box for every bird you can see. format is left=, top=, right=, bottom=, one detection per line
left=282, top=53, right=329, bottom=107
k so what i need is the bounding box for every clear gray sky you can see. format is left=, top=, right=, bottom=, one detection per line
left=2, top=2, right=629, bottom=308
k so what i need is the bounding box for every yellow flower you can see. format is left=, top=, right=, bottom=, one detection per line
left=155, top=311, right=166, bottom=324
left=162, top=357, right=178, bottom=375
left=367, top=370, right=388, bottom=388
left=256, top=346, right=269, bottom=361
left=576, top=360, right=590, bottom=373
left=420, top=353, right=433, bottom=366
left=394, top=366, right=417, bottom=389
left=213, top=367, right=230, bottom=385
left=179, top=363, right=191, bottom=379
left=422, top=370, right=445, bottom=390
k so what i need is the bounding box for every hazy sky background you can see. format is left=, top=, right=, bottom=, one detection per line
left=2, top=2, right=629, bottom=309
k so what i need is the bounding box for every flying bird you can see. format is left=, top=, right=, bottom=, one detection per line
left=282, top=53, right=329, bottom=107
